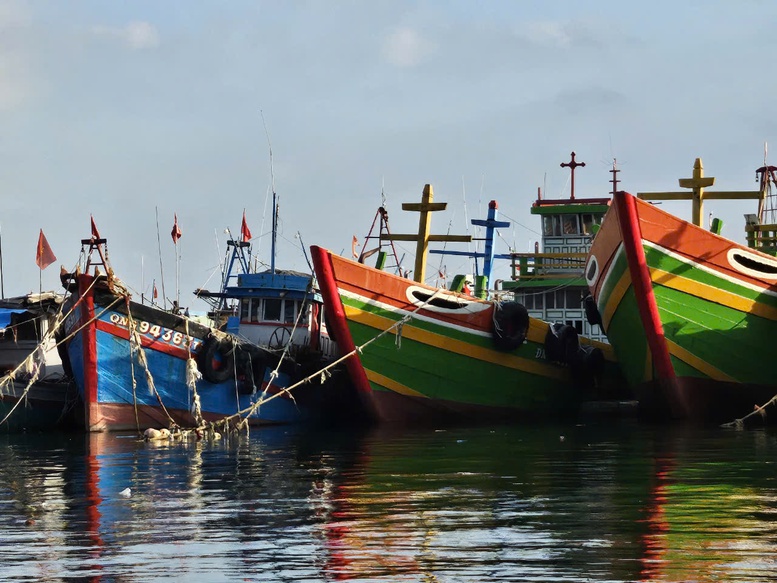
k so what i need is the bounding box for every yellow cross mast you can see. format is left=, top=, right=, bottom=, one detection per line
left=381, top=184, right=472, bottom=284
left=637, top=157, right=764, bottom=227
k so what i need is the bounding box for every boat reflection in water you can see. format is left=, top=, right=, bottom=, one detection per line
left=1, top=425, right=777, bottom=581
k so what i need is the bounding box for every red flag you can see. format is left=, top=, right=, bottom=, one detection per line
left=171, top=214, right=182, bottom=244
left=90, top=215, right=101, bottom=241
left=351, top=235, right=359, bottom=259
left=241, top=211, right=252, bottom=242
left=35, top=229, right=56, bottom=270
left=153, top=281, right=158, bottom=299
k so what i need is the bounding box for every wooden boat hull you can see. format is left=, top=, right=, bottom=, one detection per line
left=586, top=190, right=777, bottom=423
left=311, top=246, right=611, bottom=424
left=62, top=274, right=318, bottom=432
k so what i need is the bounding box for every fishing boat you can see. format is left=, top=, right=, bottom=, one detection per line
left=585, top=157, right=777, bottom=424
left=500, top=153, right=610, bottom=341
left=0, top=292, right=78, bottom=431
left=311, top=184, right=610, bottom=425
left=60, top=225, right=341, bottom=433
left=193, top=225, right=345, bottom=399
left=497, top=154, right=627, bottom=397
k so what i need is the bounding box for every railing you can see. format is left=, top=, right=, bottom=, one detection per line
left=745, top=223, right=777, bottom=256
left=509, top=252, right=587, bottom=280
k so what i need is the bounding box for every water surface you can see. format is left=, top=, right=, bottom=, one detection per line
left=1, top=421, right=776, bottom=582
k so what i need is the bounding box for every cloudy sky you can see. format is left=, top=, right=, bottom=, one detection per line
left=2, top=0, right=776, bottom=310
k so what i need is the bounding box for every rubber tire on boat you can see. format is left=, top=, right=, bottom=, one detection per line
left=583, top=294, right=603, bottom=328
left=492, top=301, right=530, bottom=352
left=544, top=324, right=579, bottom=364
left=236, top=345, right=267, bottom=395
left=569, top=344, right=605, bottom=388
left=197, top=335, right=236, bottom=384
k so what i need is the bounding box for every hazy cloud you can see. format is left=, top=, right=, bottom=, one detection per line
left=92, top=21, right=160, bottom=50
left=0, top=0, right=31, bottom=111
left=382, top=27, right=436, bottom=67
left=516, top=19, right=604, bottom=49
left=0, top=0, right=27, bottom=29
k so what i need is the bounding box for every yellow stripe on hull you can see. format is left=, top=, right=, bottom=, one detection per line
left=601, top=269, right=631, bottom=331
left=649, top=267, right=777, bottom=321
left=363, top=368, right=428, bottom=398
left=664, top=338, right=737, bottom=383
left=343, top=304, right=569, bottom=381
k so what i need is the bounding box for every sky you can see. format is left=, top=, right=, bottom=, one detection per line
left=2, top=0, right=777, bottom=312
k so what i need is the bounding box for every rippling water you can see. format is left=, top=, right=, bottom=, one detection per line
left=2, top=421, right=777, bottom=582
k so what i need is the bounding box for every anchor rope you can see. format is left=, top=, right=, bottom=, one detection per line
left=214, top=288, right=445, bottom=431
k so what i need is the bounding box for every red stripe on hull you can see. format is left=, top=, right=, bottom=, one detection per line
left=95, top=320, right=193, bottom=360
left=615, top=192, right=675, bottom=380
left=310, top=246, right=373, bottom=400
left=79, top=275, right=99, bottom=432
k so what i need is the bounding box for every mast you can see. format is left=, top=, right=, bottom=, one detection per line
left=261, top=110, right=277, bottom=275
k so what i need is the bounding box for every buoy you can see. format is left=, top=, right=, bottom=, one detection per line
left=119, top=488, right=131, bottom=498
left=144, top=427, right=171, bottom=441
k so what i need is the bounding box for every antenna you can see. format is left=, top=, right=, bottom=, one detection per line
left=261, top=110, right=277, bottom=274
left=609, top=158, right=620, bottom=195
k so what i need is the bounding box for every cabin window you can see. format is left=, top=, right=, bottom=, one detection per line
left=543, top=216, right=553, bottom=236
left=543, top=216, right=563, bottom=236
left=264, top=298, right=282, bottom=321
left=534, top=293, right=544, bottom=310
left=582, top=214, right=595, bottom=234
left=284, top=300, right=296, bottom=323
left=251, top=299, right=262, bottom=322
left=546, top=290, right=556, bottom=309
left=565, top=289, right=580, bottom=309
left=240, top=299, right=250, bottom=321
left=562, top=215, right=579, bottom=235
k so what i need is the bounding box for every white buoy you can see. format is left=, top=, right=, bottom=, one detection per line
left=119, top=487, right=131, bottom=498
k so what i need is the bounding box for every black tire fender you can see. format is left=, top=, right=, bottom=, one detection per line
left=544, top=323, right=579, bottom=364
left=491, top=301, right=529, bottom=352
left=197, top=334, right=235, bottom=384
left=583, top=294, right=603, bottom=328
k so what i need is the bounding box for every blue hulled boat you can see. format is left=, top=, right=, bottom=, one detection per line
left=61, top=226, right=347, bottom=433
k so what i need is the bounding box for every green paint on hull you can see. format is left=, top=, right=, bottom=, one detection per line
left=599, top=241, right=777, bottom=387
left=645, top=245, right=777, bottom=310
left=342, top=309, right=583, bottom=415
left=653, top=282, right=775, bottom=383
left=604, top=288, right=651, bottom=387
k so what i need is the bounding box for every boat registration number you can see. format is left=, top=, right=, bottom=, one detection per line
left=108, top=313, right=201, bottom=350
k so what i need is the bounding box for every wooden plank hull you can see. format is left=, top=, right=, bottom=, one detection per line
left=63, top=274, right=317, bottom=432
left=311, top=246, right=614, bottom=424
left=586, top=190, right=777, bottom=423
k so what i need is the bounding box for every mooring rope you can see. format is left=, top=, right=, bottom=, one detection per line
left=125, top=300, right=180, bottom=430
left=721, top=394, right=777, bottom=429
left=216, top=288, right=446, bottom=432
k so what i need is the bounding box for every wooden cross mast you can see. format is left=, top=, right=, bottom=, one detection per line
left=637, top=157, right=763, bottom=227
left=381, top=184, right=472, bottom=283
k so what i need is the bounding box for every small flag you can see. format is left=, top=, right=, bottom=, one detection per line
left=90, top=215, right=101, bottom=241
left=241, top=210, right=252, bottom=242
left=351, top=235, right=359, bottom=259
left=171, top=214, right=182, bottom=244
left=35, top=229, right=56, bottom=270
left=153, top=281, right=158, bottom=299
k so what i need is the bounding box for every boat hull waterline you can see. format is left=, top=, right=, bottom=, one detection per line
left=586, top=190, right=777, bottom=423
left=311, top=245, right=605, bottom=424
